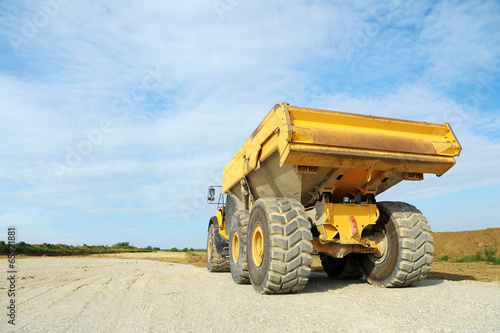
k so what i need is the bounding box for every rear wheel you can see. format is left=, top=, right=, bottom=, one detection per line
left=320, top=255, right=344, bottom=278
left=342, top=255, right=363, bottom=279
left=207, top=223, right=229, bottom=272
left=247, top=198, right=313, bottom=294
left=229, top=210, right=250, bottom=284
left=358, top=202, right=434, bottom=287
left=321, top=254, right=363, bottom=279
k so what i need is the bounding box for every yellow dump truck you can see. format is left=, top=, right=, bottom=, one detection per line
left=206, top=103, right=461, bottom=294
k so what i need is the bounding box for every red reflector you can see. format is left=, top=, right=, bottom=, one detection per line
left=349, top=216, right=358, bottom=235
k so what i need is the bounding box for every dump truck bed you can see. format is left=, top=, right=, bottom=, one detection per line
left=209, top=103, right=459, bottom=292
left=223, top=103, right=461, bottom=206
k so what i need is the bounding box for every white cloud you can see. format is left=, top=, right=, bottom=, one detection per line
left=420, top=0, right=500, bottom=84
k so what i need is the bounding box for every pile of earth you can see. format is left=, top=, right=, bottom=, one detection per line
left=432, top=228, right=500, bottom=259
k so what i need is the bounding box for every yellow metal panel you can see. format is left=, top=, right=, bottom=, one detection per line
left=216, top=208, right=228, bottom=239
left=282, top=143, right=457, bottom=175
left=320, top=203, right=379, bottom=244
left=312, top=239, right=377, bottom=256
left=257, top=130, right=279, bottom=169
left=222, top=103, right=290, bottom=193
left=287, top=105, right=461, bottom=157
left=222, top=103, right=462, bottom=194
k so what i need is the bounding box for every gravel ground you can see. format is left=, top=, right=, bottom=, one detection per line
left=1, top=257, right=499, bottom=332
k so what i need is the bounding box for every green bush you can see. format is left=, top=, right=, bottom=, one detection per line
left=437, top=254, right=450, bottom=261
left=16, top=242, right=29, bottom=252
left=114, top=241, right=130, bottom=247
left=455, top=248, right=499, bottom=265
left=0, top=241, right=174, bottom=256
left=485, top=248, right=500, bottom=264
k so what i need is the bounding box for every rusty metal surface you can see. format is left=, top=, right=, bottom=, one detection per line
left=288, top=105, right=461, bottom=157
left=312, top=238, right=377, bottom=258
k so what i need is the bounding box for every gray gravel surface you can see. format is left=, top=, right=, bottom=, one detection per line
left=1, top=257, right=499, bottom=332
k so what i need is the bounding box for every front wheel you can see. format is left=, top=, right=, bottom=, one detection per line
left=358, top=202, right=434, bottom=287
left=207, top=222, right=229, bottom=272
left=247, top=198, right=313, bottom=294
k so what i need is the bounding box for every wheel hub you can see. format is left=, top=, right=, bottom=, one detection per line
left=232, top=230, right=240, bottom=263
left=208, top=235, right=212, bottom=259
left=369, top=228, right=388, bottom=263
left=252, top=224, right=264, bottom=267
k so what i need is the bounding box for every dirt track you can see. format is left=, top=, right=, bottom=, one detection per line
left=1, top=257, right=499, bottom=332
left=1, top=228, right=499, bottom=332
left=91, top=250, right=500, bottom=283
left=90, top=228, right=500, bottom=282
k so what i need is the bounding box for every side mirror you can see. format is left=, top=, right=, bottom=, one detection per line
left=207, top=185, right=223, bottom=205
left=207, top=187, right=216, bottom=202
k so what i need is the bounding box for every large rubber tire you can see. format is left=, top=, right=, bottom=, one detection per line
left=207, top=223, right=229, bottom=272
left=321, top=254, right=363, bottom=279
left=358, top=202, right=434, bottom=287
left=229, top=210, right=250, bottom=284
left=247, top=198, right=313, bottom=294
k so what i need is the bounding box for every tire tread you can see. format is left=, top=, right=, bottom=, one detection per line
left=250, top=198, right=313, bottom=294
left=364, top=201, right=434, bottom=287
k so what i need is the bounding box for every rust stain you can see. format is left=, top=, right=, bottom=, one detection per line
left=309, top=127, right=435, bottom=155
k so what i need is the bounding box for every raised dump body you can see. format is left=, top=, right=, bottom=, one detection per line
left=207, top=103, right=461, bottom=294
left=223, top=103, right=460, bottom=205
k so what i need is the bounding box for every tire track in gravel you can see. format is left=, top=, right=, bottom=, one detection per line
left=18, top=274, right=104, bottom=306
left=109, top=272, right=154, bottom=331
left=66, top=277, right=115, bottom=328
left=19, top=275, right=113, bottom=331
left=63, top=271, right=153, bottom=331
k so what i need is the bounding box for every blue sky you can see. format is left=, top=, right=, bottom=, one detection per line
left=0, top=0, right=499, bottom=249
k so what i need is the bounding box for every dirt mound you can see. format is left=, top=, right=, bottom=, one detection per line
left=432, top=228, right=500, bottom=259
